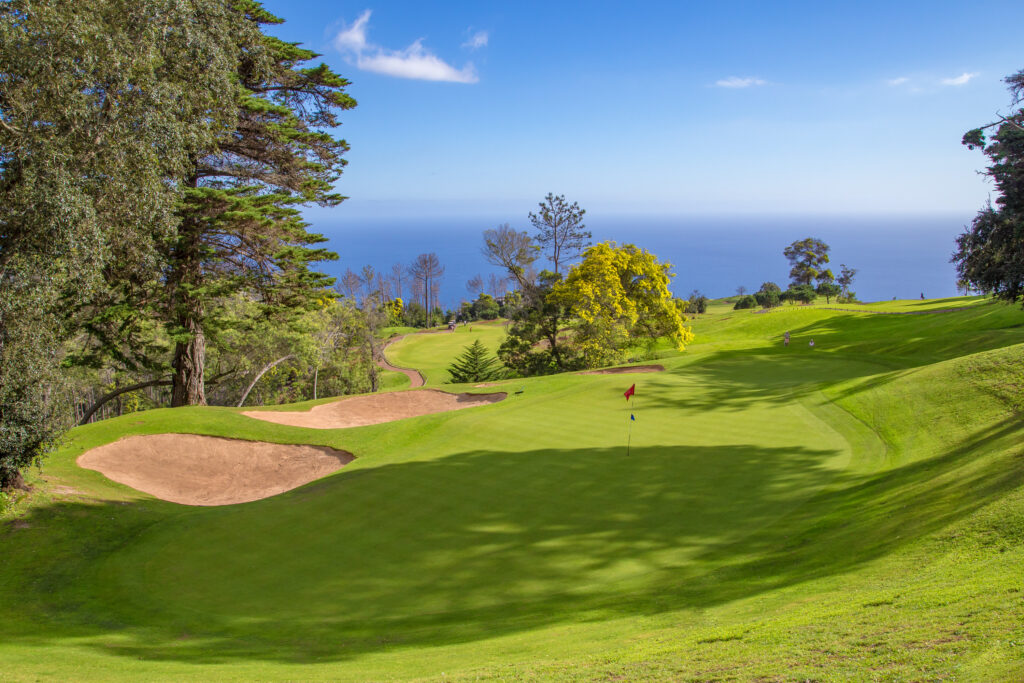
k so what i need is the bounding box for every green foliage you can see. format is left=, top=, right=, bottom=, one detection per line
left=837, top=264, right=857, bottom=298
left=954, top=70, right=1024, bottom=306
left=0, top=266, right=69, bottom=489
left=782, top=284, right=818, bottom=304
left=783, top=237, right=831, bottom=286
left=446, top=339, right=504, bottom=383
left=733, top=295, right=758, bottom=310
left=164, top=2, right=355, bottom=405
left=498, top=272, right=579, bottom=375
left=470, top=293, right=500, bottom=320
left=0, top=0, right=246, bottom=485
left=685, top=290, right=708, bottom=314
left=529, top=194, right=591, bottom=274
left=754, top=282, right=782, bottom=309
left=816, top=281, right=842, bottom=304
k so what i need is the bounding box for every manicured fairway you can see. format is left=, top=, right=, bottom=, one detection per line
left=2, top=297, right=1023, bottom=681
left=385, top=321, right=508, bottom=385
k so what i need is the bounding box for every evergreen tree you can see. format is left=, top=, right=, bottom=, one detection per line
left=954, top=69, right=1024, bottom=306
left=529, top=194, right=590, bottom=274
left=167, top=0, right=355, bottom=406
left=0, top=0, right=245, bottom=487
left=836, top=265, right=857, bottom=299
left=783, top=238, right=831, bottom=286
left=447, top=340, right=504, bottom=383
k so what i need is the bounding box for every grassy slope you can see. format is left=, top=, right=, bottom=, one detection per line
left=385, top=321, right=508, bottom=385
left=1, top=297, right=1023, bottom=680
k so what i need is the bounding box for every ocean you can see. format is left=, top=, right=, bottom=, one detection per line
left=310, top=212, right=975, bottom=309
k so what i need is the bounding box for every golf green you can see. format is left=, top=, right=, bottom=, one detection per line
left=2, top=296, right=1023, bottom=681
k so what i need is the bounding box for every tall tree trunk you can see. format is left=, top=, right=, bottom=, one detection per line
left=313, top=366, right=319, bottom=400
left=172, top=320, right=206, bottom=406
left=169, top=206, right=206, bottom=407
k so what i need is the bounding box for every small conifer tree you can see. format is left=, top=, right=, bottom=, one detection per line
left=447, top=340, right=503, bottom=383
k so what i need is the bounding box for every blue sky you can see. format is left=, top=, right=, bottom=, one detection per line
left=262, top=0, right=1024, bottom=220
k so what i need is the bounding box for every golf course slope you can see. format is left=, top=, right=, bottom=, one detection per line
left=2, top=295, right=1023, bottom=681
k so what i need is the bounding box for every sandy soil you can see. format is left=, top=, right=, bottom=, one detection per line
left=77, top=434, right=353, bottom=506
left=578, top=364, right=665, bottom=375
left=243, top=389, right=506, bottom=429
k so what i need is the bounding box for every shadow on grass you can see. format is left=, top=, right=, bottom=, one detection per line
left=778, top=303, right=1024, bottom=367
left=653, top=349, right=893, bottom=410
left=2, top=408, right=1022, bottom=666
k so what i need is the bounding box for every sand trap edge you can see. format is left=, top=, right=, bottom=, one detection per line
left=77, top=433, right=354, bottom=507
left=241, top=389, right=507, bottom=430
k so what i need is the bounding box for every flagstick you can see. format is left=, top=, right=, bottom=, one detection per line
left=626, top=411, right=633, bottom=456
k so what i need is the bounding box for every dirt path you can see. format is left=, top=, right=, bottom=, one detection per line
left=377, top=334, right=428, bottom=387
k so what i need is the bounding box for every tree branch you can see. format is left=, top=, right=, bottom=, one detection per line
left=236, top=354, right=295, bottom=407
left=78, top=378, right=172, bottom=426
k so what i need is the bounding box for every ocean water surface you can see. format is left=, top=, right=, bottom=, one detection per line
left=310, top=212, right=974, bottom=309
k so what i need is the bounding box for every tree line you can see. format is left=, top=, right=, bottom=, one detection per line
left=443, top=193, right=694, bottom=382
left=733, top=238, right=857, bottom=310
left=0, top=0, right=360, bottom=490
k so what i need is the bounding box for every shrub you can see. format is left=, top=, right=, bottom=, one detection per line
left=733, top=295, right=758, bottom=310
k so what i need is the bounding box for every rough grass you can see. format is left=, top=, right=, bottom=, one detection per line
left=2, top=296, right=1024, bottom=681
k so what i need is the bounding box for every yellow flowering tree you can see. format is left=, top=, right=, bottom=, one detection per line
left=553, top=242, right=693, bottom=367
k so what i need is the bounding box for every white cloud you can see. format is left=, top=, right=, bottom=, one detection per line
left=358, top=40, right=478, bottom=83
left=333, top=10, right=479, bottom=84
left=715, top=76, right=767, bottom=89
left=334, top=10, right=370, bottom=52
left=886, top=76, right=910, bottom=86
left=941, top=72, right=978, bottom=86
left=463, top=30, right=488, bottom=50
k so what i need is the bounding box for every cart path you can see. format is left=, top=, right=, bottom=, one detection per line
left=377, top=333, right=431, bottom=388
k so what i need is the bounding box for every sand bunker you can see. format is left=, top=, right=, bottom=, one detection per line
left=77, top=434, right=353, bottom=506
left=578, top=364, right=665, bottom=375
left=243, top=389, right=506, bottom=429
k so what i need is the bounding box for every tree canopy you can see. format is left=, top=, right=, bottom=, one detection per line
left=164, top=1, right=355, bottom=405
left=529, top=194, right=591, bottom=275
left=783, top=238, right=831, bottom=287
left=953, top=69, right=1024, bottom=306
left=552, top=242, right=693, bottom=368
left=0, top=0, right=248, bottom=489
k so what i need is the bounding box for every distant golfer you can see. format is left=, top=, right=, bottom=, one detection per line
left=784, top=331, right=790, bottom=347
left=809, top=338, right=815, bottom=349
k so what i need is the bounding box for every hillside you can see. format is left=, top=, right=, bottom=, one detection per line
left=1, top=296, right=1022, bottom=681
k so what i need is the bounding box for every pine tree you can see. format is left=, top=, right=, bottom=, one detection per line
left=447, top=340, right=504, bottom=383
left=167, top=0, right=355, bottom=406
left=954, top=69, right=1024, bottom=306
left=529, top=194, right=590, bottom=275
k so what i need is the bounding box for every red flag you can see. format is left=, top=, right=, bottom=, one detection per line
left=624, top=383, right=635, bottom=400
